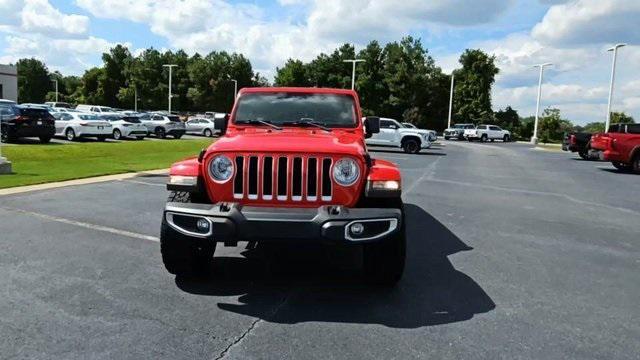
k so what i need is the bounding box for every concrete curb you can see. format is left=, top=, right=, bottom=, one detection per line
left=0, top=168, right=168, bottom=196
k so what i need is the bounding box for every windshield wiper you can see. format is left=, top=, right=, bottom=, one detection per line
left=236, top=119, right=282, bottom=130
left=282, top=118, right=331, bottom=131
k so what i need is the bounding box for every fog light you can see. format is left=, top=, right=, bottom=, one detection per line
left=196, top=218, right=210, bottom=232
left=350, top=222, right=364, bottom=235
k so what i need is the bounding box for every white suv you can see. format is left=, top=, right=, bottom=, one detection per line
left=365, top=117, right=432, bottom=153
left=464, top=125, right=511, bottom=142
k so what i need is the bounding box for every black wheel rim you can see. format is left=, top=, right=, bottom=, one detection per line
left=114, top=130, right=120, bottom=140
left=408, top=142, right=417, bottom=152
left=66, top=130, right=74, bottom=141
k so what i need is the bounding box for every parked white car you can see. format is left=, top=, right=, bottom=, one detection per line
left=99, top=114, right=148, bottom=140
left=444, top=123, right=476, bottom=140
left=402, top=122, right=437, bottom=142
left=139, top=113, right=186, bottom=139
left=76, top=104, right=117, bottom=114
left=464, top=124, right=511, bottom=142
left=185, top=117, right=218, bottom=137
left=53, top=112, right=112, bottom=141
left=365, top=117, right=432, bottom=153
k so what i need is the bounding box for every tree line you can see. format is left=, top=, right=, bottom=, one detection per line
left=12, top=37, right=635, bottom=137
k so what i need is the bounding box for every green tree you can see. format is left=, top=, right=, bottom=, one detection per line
left=274, top=59, right=310, bottom=86
left=356, top=41, right=388, bottom=116
left=16, top=58, right=51, bottom=103
left=494, top=106, right=520, bottom=132
left=99, top=45, right=133, bottom=107
left=583, top=122, right=606, bottom=133
left=610, top=112, right=635, bottom=124
left=453, top=49, right=499, bottom=124
left=538, top=108, right=569, bottom=143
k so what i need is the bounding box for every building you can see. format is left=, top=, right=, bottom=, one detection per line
left=0, top=64, right=18, bottom=102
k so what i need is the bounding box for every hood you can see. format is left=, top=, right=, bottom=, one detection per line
left=399, top=128, right=430, bottom=135
left=209, top=128, right=366, bottom=156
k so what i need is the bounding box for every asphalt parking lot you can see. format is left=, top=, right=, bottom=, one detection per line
left=1, top=141, right=638, bottom=359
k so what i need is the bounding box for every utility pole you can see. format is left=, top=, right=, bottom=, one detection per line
left=163, top=64, right=178, bottom=113
left=531, top=63, right=553, bottom=144
left=605, top=43, right=626, bottom=133
left=134, top=85, right=138, bottom=112
left=231, top=79, right=238, bottom=99
left=343, top=59, right=365, bottom=90
left=447, top=73, right=455, bottom=129
left=52, top=79, right=58, bottom=102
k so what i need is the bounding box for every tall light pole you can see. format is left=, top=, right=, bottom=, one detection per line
left=231, top=79, right=238, bottom=99
left=531, top=63, right=553, bottom=144
left=605, top=43, right=626, bottom=132
left=134, top=84, right=138, bottom=112
left=52, top=79, right=59, bottom=102
left=447, top=73, right=455, bottom=129
left=163, top=64, right=178, bottom=113
left=343, top=59, right=365, bottom=90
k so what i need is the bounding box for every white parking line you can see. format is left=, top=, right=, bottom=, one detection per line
left=120, top=179, right=166, bottom=187
left=2, top=207, right=160, bottom=242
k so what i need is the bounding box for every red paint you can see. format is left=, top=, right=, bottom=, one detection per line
left=169, top=87, right=401, bottom=207
left=591, top=132, right=640, bottom=164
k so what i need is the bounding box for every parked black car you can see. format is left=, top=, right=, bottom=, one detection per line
left=0, top=103, right=56, bottom=143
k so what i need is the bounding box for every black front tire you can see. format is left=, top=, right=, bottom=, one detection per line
left=136, top=136, right=145, bottom=140
left=155, top=127, right=166, bottom=139
left=363, top=211, right=406, bottom=287
left=173, top=133, right=183, bottom=139
left=481, top=134, right=488, bottom=142
left=503, top=134, right=510, bottom=142
left=65, top=128, right=76, bottom=141
left=631, top=153, right=640, bottom=174
left=113, top=129, right=122, bottom=140
left=444, top=136, right=450, bottom=140
left=39, top=136, right=52, bottom=144
left=402, top=139, right=420, bottom=154
left=161, top=191, right=215, bottom=276
left=204, top=129, right=213, bottom=137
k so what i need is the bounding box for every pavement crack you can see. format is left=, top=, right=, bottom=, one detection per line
left=213, top=292, right=292, bottom=360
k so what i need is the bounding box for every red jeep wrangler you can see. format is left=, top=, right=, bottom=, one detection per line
left=590, top=123, right=640, bottom=173
left=161, top=87, right=406, bottom=285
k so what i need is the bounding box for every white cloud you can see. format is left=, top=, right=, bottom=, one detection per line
left=21, top=0, right=89, bottom=36
left=532, top=0, right=640, bottom=46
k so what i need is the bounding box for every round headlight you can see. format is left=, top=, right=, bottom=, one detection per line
left=332, top=158, right=360, bottom=186
left=209, top=155, right=234, bottom=182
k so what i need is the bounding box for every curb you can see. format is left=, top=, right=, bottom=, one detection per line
left=0, top=169, right=169, bottom=196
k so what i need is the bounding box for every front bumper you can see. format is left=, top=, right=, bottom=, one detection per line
left=163, top=202, right=402, bottom=245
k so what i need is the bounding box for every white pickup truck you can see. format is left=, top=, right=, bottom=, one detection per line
left=464, top=124, right=511, bottom=142
left=365, top=117, right=432, bottom=153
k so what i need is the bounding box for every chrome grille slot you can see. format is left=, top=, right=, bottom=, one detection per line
left=277, top=157, right=288, bottom=200
left=262, top=157, right=273, bottom=200
left=248, top=156, right=258, bottom=199
left=321, top=158, right=332, bottom=200
left=292, top=157, right=303, bottom=201
left=234, top=156, right=244, bottom=198
left=307, top=158, right=317, bottom=200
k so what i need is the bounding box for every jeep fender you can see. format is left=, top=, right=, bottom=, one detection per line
left=169, top=157, right=201, bottom=177
left=365, top=158, right=402, bottom=198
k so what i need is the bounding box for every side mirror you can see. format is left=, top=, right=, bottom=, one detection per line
left=364, top=116, right=380, bottom=139
left=214, top=113, right=229, bottom=135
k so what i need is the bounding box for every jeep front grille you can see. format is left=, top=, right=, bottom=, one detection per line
left=232, top=155, right=333, bottom=201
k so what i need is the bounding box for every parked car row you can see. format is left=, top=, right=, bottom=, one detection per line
left=443, top=123, right=512, bottom=142
left=0, top=99, right=222, bottom=143
left=564, top=123, right=640, bottom=174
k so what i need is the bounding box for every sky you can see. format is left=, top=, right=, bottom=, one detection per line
left=0, top=0, right=639, bottom=124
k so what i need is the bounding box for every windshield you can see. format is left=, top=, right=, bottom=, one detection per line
left=78, top=114, right=100, bottom=120
left=234, top=93, right=357, bottom=127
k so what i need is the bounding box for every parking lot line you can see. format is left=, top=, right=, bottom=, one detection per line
left=120, top=179, right=166, bottom=187
left=1, top=206, right=160, bottom=242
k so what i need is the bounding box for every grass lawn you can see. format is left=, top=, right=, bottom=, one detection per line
left=0, top=138, right=213, bottom=189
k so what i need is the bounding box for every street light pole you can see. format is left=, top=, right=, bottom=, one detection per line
left=605, top=43, right=626, bottom=133
left=231, top=79, right=238, bottom=99
left=343, top=59, right=365, bottom=90
left=531, top=63, right=553, bottom=144
left=163, top=64, right=178, bottom=113
left=52, top=79, right=58, bottom=102
left=447, top=73, right=455, bottom=129
left=134, top=85, right=138, bottom=112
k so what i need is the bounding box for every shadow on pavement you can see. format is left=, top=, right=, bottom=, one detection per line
left=176, top=204, right=494, bottom=328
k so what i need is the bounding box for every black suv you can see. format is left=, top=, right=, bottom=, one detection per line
left=0, top=103, right=56, bottom=143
